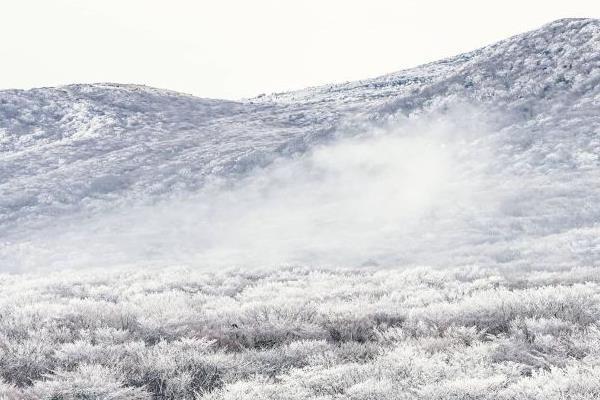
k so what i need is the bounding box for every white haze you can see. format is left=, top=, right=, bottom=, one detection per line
left=4, top=107, right=503, bottom=271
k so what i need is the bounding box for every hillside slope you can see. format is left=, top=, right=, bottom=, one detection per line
left=1, top=18, right=599, bottom=271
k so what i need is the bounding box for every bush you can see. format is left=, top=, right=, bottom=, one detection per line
left=25, top=364, right=150, bottom=400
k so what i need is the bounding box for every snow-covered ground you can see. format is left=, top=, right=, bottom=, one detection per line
left=0, top=18, right=600, bottom=399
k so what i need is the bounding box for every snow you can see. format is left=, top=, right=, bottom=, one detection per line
left=2, top=19, right=599, bottom=271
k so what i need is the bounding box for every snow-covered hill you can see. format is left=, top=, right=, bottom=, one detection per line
left=1, top=18, right=599, bottom=271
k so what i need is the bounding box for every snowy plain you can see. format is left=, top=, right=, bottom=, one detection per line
left=0, top=18, right=600, bottom=399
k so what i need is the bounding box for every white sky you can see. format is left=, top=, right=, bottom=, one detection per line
left=1, top=0, right=599, bottom=100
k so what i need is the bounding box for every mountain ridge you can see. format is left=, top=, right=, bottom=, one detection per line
left=2, top=18, right=598, bottom=101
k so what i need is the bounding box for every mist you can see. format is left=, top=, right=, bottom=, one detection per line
left=3, top=105, right=516, bottom=271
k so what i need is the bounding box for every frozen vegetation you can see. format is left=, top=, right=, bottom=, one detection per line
left=2, top=266, right=600, bottom=399
left=0, top=18, right=599, bottom=399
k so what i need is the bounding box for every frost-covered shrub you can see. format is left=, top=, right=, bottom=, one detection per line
left=124, top=338, right=222, bottom=399
left=55, top=339, right=147, bottom=371
left=417, top=375, right=507, bottom=400
left=0, top=335, right=55, bottom=386
left=0, top=378, right=26, bottom=400
left=232, top=340, right=330, bottom=379
left=323, top=315, right=383, bottom=344
left=499, top=364, right=600, bottom=400
left=409, top=283, right=600, bottom=334
left=25, top=364, right=150, bottom=400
